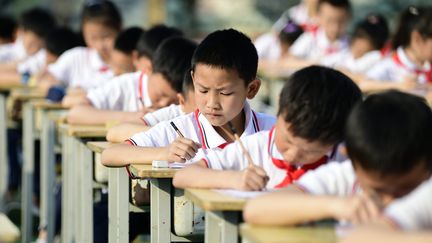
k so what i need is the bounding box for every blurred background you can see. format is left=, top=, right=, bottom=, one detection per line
left=1, top=0, right=432, bottom=39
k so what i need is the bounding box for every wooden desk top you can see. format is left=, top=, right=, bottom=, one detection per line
left=86, top=141, right=113, bottom=154
left=59, top=123, right=107, bottom=138
left=31, top=100, right=64, bottom=110
left=240, top=224, right=336, bottom=243
left=129, top=164, right=178, bottom=178
left=185, top=188, right=246, bottom=211
left=0, top=83, right=22, bottom=92
left=10, top=87, right=46, bottom=100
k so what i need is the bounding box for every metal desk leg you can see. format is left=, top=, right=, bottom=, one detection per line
left=61, top=134, right=75, bottom=243
left=0, top=93, right=7, bottom=211
left=108, top=167, right=129, bottom=243
left=22, top=102, right=35, bottom=243
left=77, top=139, right=94, bottom=243
left=150, top=178, right=171, bottom=243
left=205, top=211, right=239, bottom=243
left=40, top=110, right=56, bottom=242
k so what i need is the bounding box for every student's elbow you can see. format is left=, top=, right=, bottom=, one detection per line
left=101, top=148, right=121, bottom=167
left=67, top=105, right=91, bottom=124
left=105, top=128, right=118, bottom=143
left=172, top=170, right=188, bottom=189
left=243, top=199, right=263, bottom=225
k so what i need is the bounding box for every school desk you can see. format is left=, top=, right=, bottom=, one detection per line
left=59, top=123, right=107, bottom=243
left=185, top=188, right=247, bottom=243
left=240, top=223, right=336, bottom=243
left=128, top=164, right=203, bottom=243
left=0, top=83, right=23, bottom=213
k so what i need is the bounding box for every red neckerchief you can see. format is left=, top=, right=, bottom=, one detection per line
left=310, top=28, right=340, bottom=56
left=267, top=127, right=329, bottom=188
left=392, top=51, right=432, bottom=83
left=194, top=109, right=260, bottom=149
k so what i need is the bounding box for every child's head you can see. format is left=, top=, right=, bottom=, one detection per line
left=148, top=37, right=197, bottom=109
left=392, top=6, right=432, bottom=62
left=317, top=0, right=351, bottom=41
left=275, top=65, right=361, bottom=165
left=81, top=0, right=122, bottom=63
left=110, top=27, right=144, bottom=76
left=178, top=70, right=196, bottom=114
left=278, top=20, right=303, bottom=57
left=0, top=15, right=17, bottom=44
left=19, top=7, right=56, bottom=56
left=45, top=27, right=82, bottom=65
left=346, top=90, right=432, bottom=206
left=191, top=29, right=261, bottom=127
left=350, top=14, right=389, bottom=59
left=135, top=24, right=183, bottom=74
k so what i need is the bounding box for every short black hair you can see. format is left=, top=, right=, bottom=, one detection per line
left=277, top=65, right=362, bottom=145
left=191, top=28, right=258, bottom=85
left=19, top=7, right=56, bottom=39
left=352, top=13, right=389, bottom=50
left=45, top=27, right=83, bottom=57
left=392, top=6, right=432, bottom=49
left=318, top=0, right=351, bottom=12
left=182, top=70, right=194, bottom=99
left=278, top=19, right=303, bottom=46
left=152, top=37, right=197, bottom=93
left=114, top=27, right=144, bottom=55
left=81, top=0, right=122, bottom=31
left=0, top=14, right=16, bottom=41
left=136, top=24, right=183, bottom=59
left=346, top=90, right=432, bottom=174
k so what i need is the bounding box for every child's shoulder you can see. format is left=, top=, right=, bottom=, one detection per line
left=253, top=110, right=276, bottom=130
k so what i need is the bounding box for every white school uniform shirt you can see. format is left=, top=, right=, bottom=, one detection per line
left=321, top=49, right=383, bottom=74
left=0, top=38, right=27, bottom=63
left=201, top=127, right=342, bottom=189
left=272, top=3, right=318, bottom=32
left=384, top=177, right=432, bottom=230
left=367, top=47, right=432, bottom=84
left=254, top=33, right=281, bottom=60
left=142, top=104, right=184, bottom=127
left=47, top=47, right=113, bottom=90
left=290, top=28, right=349, bottom=61
left=87, top=71, right=151, bottom=111
left=126, top=102, right=276, bottom=161
left=16, top=49, right=46, bottom=75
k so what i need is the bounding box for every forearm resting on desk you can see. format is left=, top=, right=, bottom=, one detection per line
left=106, top=122, right=149, bottom=143
left=101, top=143, right=167, bottom=167
left=67, top=105, right=144, bottom=125
left=243, top=188, right=340, bottom=226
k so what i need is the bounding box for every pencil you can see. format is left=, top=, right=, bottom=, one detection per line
left=225, top=122, right=255, bottom=167
left=170, top=121, right=185, bottom=138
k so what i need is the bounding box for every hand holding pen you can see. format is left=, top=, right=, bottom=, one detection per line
left=166, top=121, right=201, bottom=162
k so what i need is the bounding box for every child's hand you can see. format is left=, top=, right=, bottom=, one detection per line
left=333, top=192, right=381, bottom=224
left=235, top=164, right=269, bottom=191
left=165, top=137, right=201, bottom=162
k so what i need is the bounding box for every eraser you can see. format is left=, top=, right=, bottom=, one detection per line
left=152, top=160, right=169, bottom=168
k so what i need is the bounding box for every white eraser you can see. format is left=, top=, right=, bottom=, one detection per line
left=152, top=160, right=169, bottom=168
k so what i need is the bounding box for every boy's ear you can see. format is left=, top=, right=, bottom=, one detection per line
left=177, top=93, right=186, bottom=106
left=246, top=78, right=261, bottom=99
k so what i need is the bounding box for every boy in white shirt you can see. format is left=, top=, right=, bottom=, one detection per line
left=67, top=37, right=196, bottom=125
left=244, top=90, right=432, bottom=227
left=106, top=71, right=196, bottom=142
left=101, top=29, right=276, bottom=167
left=173, top=66, right=361, bottom=191
left=289, top=0, right=350, bottom=62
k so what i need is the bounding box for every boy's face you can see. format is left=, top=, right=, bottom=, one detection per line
left=110, top=49, right=135, bottom=76
left=355, top=162, right=431, bottom=207
left=83, top=21, right=118, bottom=63
left=318, top=3, right=349, bottom=42
left=274, top=116, right=334, bottom=165
left=351, top=37, right=374, bottom=59
left=147, top=72, right=178, bottom=109
left=192, top=64, right=260, bottom=127
left=22, top=30, right=44, bottom=56
left=412, top=31, right=432, bottom=62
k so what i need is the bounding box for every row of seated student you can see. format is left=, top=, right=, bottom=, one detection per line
left=256, top=0, right=432, bottom=93
left=1, top=0, right=431, bottom=242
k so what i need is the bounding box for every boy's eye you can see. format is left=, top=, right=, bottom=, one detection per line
left=220, top=92, right=233, bottom=96
left=199, top=90, right=208, bottom=94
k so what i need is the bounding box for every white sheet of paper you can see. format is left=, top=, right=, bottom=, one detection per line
left=214, top=189, right=270, bottom=199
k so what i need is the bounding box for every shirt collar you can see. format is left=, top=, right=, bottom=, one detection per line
left=196, top=101, right=260, bottom=149
left=395, top=46, right=431, bottom=72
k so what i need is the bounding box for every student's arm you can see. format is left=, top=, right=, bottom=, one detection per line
left=61, top=93, right=90, bottom=108
left=173, top=161, right=268, bottom=191
left=106, top=122, right=149, bottom=143
left=67, top=105, right=145, bottom=125
left=0, top=71, right=21, bottom=85
left=0, top=62, right=18, bottom=72
left=244, top=188, right=381, bottom=226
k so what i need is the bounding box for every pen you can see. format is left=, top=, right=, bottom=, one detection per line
left=170, top=121, right=185, bottom=138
